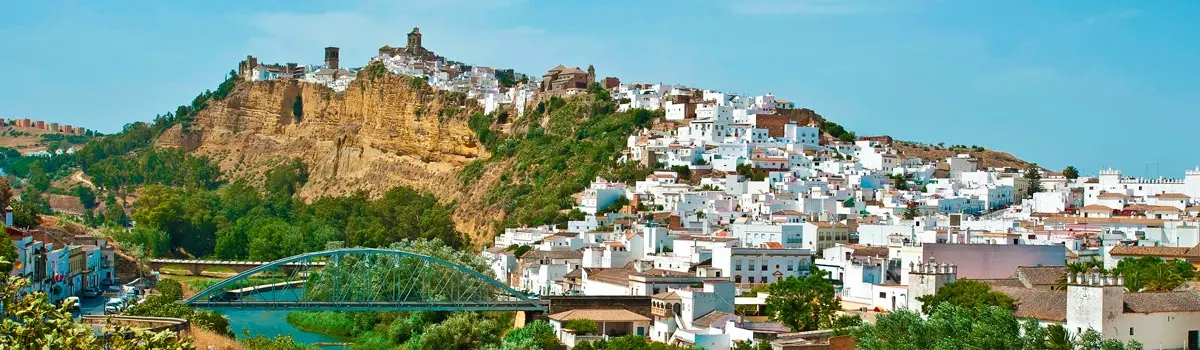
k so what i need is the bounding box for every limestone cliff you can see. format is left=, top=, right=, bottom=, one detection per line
left=156, top=68, right=505, bottom=240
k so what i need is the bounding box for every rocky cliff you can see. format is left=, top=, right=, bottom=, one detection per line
left=156, top=67, right=506, bottom=240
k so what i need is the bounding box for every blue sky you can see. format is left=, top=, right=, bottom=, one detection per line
left=2, top=1, right=1197, bottom=176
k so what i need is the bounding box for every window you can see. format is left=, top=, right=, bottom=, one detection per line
left=1129, top=328, right=1134, bottom=336
left=879, top=292, right=887, bottom=298
left=749, top=260, right=756, bottom=271
left=735, top=275, right=742, bottom=283
left=762, top=263, right=768, bottom=271
left=653, top=288, right=660, bottom=294
left=748, top=276, right=755, bottom=283
left=735, top=260, right=742, bottom=271
left=787, top=261, right=794, bottom=271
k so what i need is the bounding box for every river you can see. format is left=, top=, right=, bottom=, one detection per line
left=209, top=289, right=345, bottom=347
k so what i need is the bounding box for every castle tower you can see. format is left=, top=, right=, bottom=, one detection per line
left=587, top=64, right=596, bottom=84
left=1098, top=168, right=1121, bottom=187
left=1065, top=268, right=1124, bottom=338
left=1185, top=167, right=1200, bottom=199
left=906, top=257, right=957, bottom=313
left=324, top=47, right=340, bottom=70
left=407, top=27, right=423, bottom=51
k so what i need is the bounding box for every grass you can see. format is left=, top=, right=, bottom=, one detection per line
left=285, top=311, right=356, bottom=338
left=190, top=325, right=243, bottom=350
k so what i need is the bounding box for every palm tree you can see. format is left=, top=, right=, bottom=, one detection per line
left=1046, top=324, right=1074, bottom=350
left=1142, top=263, right=1185, bottom=292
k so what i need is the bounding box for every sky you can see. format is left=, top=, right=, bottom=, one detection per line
left=1, top=0, right=1198, bottom=176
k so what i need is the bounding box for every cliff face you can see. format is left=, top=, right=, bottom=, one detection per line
left=157, top=70, right=505, bottom=240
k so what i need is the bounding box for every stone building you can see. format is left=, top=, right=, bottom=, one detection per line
left=324, top=47, right=339, bottom=70
left=541, top=64, right=595, bottom=94
left=379, top=27, right=437, bottom=60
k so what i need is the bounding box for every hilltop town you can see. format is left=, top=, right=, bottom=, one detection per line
left=5, top=27, right=1199, bottom=350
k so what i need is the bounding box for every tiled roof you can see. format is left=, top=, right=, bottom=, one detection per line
left=763, top=242, right=784, bottom=249
left=846, top=245, right=889, bottom=258
left=1124, top=291, right=1200, bottom=313
left=1155, top=193, right=1190, bottom=199
left=1108, top=244, right=1200, bottom=258
left=1014, top=266, right=1066, bottom=287
left=1098, top=192, right=1127, bottom=199
left=585, top=267, right=633, bottom=286
left=992, top=286, right=1068, bottom=322
left=521, top=249, right=583, bottom=261
left=692, top=311, right=734, bottom=328
left=977, top=279, right=1027, bottom=288
left=548, top=309, right=651, bottom=322
left=651, top=291, right=680, bottom=301
left=1080, top=204, right=1114, bottom=212
left=631, top=269, right=695, bottom=278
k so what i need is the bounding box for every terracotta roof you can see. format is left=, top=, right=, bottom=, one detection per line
left=1155, top=193, right=1190, bottom=200
left=1097, top=192, right=1127, bottom=199
left=1108, top=244, right=1200, bottom=258
left=1014, top=266, right=1066, bottom=287
left=677, top=235, right=739, bottom=242
left=1080, top=205, right=1114, bottom=212
left=1085, top=178, right=1099, bottom=183
left=1124, top=291, right=1200, bottom=313
left=1043, top=216, right=1166, bottom=226
left=521, top=249, right=583, bottom=261
left=584, top=268, right=634, bottom=286
left=692, top=311, right=734, bottom=328
left=978, top=279, right=1027, bottom=288
left=548, top=309, right=651, bottom=322
left=992, top=286, right=1068, bottom=321
left=651, top=291, right=680, bottom=301
left=763, top=242, right=784, bottom=249
left=771, top=210, right=803, bottom=216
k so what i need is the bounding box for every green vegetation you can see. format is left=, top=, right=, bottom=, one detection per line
left=851, top=304, right=1142, bottom=350
left=574, top=335, right=698, bottom=350
left=765, top=266, right=843, bottom=332
left=240, top=332, right=312, bottom=350
left=286, top=311, right=358, bottom=338
left=1062, top=165, right=1080, bottom=179
left=562, top=319, right=599, bottom=335
left=915, top=279, right=1015, bottom=315
left=902, top=202, right=920, bottom=220
left=1023, top=166, right=1042, bottom=197
left=1112, top=256, right=1196, bottom=292
left=464, top=87, right=658, bottom=232
left=821, top=121, right=857, bottom=142
left=156, top=278, right=184, bottom=300
left=0, top=276, right=190, bottom=349
left=124, top=295, right=233, bottom=337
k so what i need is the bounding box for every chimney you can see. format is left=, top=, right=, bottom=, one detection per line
left=4, top=205, right=12, bottom=227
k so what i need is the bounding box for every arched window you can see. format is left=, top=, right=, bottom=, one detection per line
left=735, top=275, right=742, bottom=283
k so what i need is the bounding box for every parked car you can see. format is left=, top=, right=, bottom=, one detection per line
left=82, top=288, right=101, bottom=298
left=104, top=298, right=126, bottom=314
left=63, top=296, right=81, bottom=311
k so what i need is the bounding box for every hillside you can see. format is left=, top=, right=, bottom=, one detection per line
left=154, top=62, right=505, bottom=240
left=148, top=61, right=1040, bottom=244
left=889, top=139, right=1039, bottom=170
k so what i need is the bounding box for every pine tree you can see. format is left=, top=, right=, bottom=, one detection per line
left=1023, top=167, right=1042, bottom=197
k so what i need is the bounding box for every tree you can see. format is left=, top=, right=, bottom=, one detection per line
left=416, top=312, right=502, bottom=350
left=915, top=279, right=1015, bottom=315
left=500, top=320, right=559, bottom=350
left=156, top=278, right=184, bottom=300
left=74, top=185, right=97, bottom=209
left=1023, top=167, right=1042, bottom=197
left=852, top=304, right=1027, bottom=350
left=1113, top=256, right=1195, bottom=292
left=28, top=167, right=50, bottom=192
left=1046, top=324, right=1074, bottom=350
left=124, top=295, right=232, bottom=337
left=765, top=266, right=841, bottom=332
left=1062, top=166, right=1080, bottom=180
left=11, top=199, right=42, bottom=228
left=0, top=236, right=17, bottom=273
left=0, top=177, right=11, bottom=208
left=0, top=276, right=191, bottom=349
left=902, top=202, right=920, bottom=220
left=563, top=319, right=599, bottom=335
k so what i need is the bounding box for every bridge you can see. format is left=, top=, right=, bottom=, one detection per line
left=182, top=248, right=544, bottom=312
left=148, top=258, right=326, bottom=276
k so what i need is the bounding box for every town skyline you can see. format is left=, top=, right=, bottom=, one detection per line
left=2, top=1, right=1198, bottom=176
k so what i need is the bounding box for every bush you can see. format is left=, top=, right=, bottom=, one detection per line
left=286, top=311, right=356, bottom=338
left=156, top=278, right=183, bottom=300
left=563, top=319, right=599, bottom=335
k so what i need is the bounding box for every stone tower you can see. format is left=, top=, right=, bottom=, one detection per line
left=1066, top=268, right=1124, bottom=338
left=587, top=65, right=596, bottom=84
left=906, top=257, right=957, bottom=313
left=407, top=27, right=423, bottom=51
left=324, top=47, right=340, bottom=70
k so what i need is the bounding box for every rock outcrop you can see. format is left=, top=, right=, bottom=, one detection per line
left=157, top=69, right=504, bottom=240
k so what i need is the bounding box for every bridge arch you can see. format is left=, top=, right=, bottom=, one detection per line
left=182, top=248, right=542, bottom=311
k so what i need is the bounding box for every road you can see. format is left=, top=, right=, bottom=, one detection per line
left=72, top=171, right=95, bottom=188
left=73, top=294, right=108, bottom=318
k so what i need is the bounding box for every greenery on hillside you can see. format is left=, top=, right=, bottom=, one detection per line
left=117, top=159, right=460, bottom=259
left=463, top=84, right=657, bottom=232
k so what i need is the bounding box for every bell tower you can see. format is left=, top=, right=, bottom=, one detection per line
left=407, top=27, right=423, bottom=51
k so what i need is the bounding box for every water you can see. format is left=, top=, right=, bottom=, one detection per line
left=219, top=308, right=343, bottom=345
left=209, top=288, right=344, bottom=346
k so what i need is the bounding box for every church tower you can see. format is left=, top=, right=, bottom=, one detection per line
left=407, top=27, right=423, bottom=51
left=587, top=64, right=596, bottom=83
